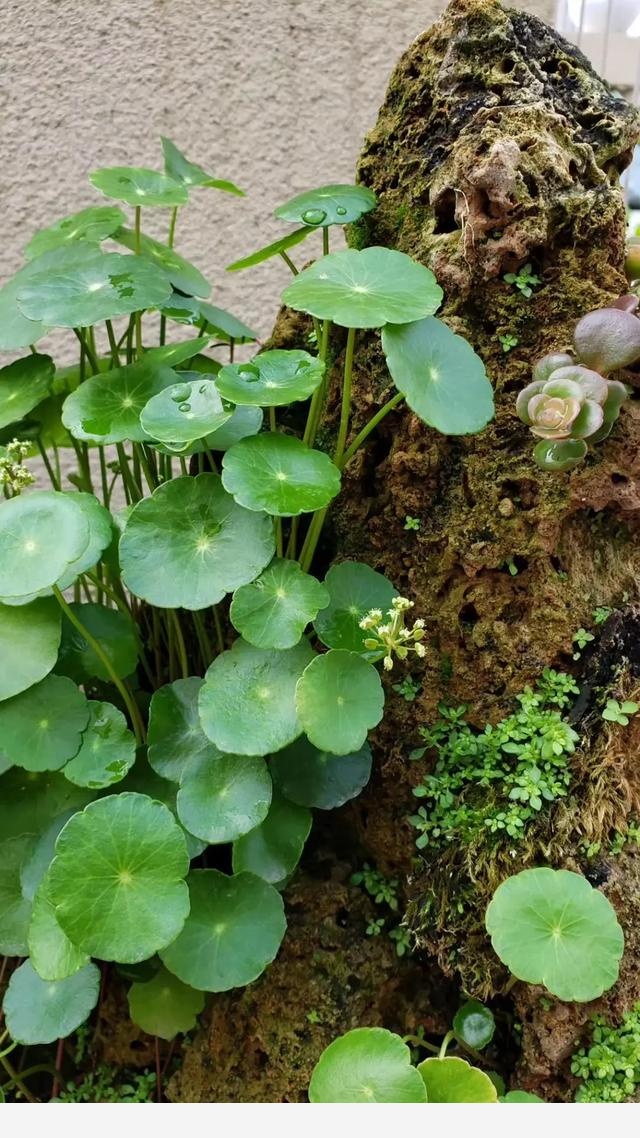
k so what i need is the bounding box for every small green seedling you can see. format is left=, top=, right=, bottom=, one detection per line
left=498, top=333, right=519, bottom=353
left=404, top=515, right=421, bottom=531
left=602, top=698, right=639, bottom=726
left=572, top=627, right=595, bottom=658
left=503, top=263, right=541, bottom=298
left=593, top=606, right=612, bottom=625
left=392, top=675, right=421, bottom=702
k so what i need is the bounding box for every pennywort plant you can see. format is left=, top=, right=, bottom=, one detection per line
left=0, top=138, right=495, bottom=1052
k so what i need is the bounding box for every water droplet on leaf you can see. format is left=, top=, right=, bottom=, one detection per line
left=170, top=384, right=191, bottom=402
left=301, top=208, right=327, bottom=225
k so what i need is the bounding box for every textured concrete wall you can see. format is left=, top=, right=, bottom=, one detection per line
left=0, top=0, right=554, bottom=340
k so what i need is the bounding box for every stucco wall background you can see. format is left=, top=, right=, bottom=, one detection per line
left=0, top=0, right=553, bottom=341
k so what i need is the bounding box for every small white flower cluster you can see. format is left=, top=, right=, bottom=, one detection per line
left=0, top=440, right=35, bottom=495
left=359, top=595, right=426, bottom=671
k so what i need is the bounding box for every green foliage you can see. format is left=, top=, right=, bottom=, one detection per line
left=602, top=698, right=638, bottom=725
left=503, top=262, right=540, bottom=298
left=0, top=139, right=497, bottom=1054
left=486, top=867, right=623, bottom=1001
left=409, top=671, right=579, bottom=850
left=571, top=1005, right=640, bottom=1102
left=351, top=863, right=399, bottom=911
left=403, top=515, right=421, bottom=531
left=392, top=675, right=421, bottom=701
left=309, top=1028, right=428, bottom=1103
left=55, top=1065, right=157, bottom=1104
left=498, top=333, right=518, bottom=352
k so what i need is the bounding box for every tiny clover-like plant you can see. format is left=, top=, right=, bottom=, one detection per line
left=0, top=144, right=498, bottom=1060
left=516, top=302, right=636, bottom=472
left=602, top=698, right=639, bottom=726
left=486, top=867, right=624, bottom=1002
left=503, top=262, right=541, bottom=298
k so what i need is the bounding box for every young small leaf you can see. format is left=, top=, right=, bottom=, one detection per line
left=230, top=559, right=329, bottom=649
left=128, top=965, right=205, bottom=1041
left=0, top=674, right=89, bottom=772
left=313, top=561, right=396, bottom=652
left=222, top=433, right=341, bottom=516
left=3, top=959, right=100, bottom=1045
left=274, top=184, right=377, bottom=227
left=90, top=166, right=188, bottom=207
left=309, top=1027, right=428, bottom=1103
left=270, top=735, right=372, bottom=809
left=216, top=349, right=324, bottom=406
left=295, top=649, right=384, bottom=755
left=62, top=701, right=136, bottom=789
left=417, top=1056, right=498, bottom=1103
left=177, top=750, right=272, bottom=844
left=232, top=790, right=311, bottom=883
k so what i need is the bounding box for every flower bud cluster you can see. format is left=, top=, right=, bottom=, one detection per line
left=359, top=595, right=426, bottom=671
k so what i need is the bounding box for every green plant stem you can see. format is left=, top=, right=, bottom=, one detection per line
left=134, top=207, right=143, bottom=358
left=439, top=1030, right=455, bottom=1060
left=302, top=318, right=331, bottom=449
left=402, top=1035, right=440, bottom=1055
left=168, top=206, right=179, bottom=249
left=333, top=326, right=355, bottom=468
left=341, top=392, right=404, bottom=468
left=278, top=250, right=298, bottom=275
left=168, top=609, right=189, bottom=679
left=212, top=606, right=225, bottom=654
left=83, top=570, right=132, bottom=616
left=298, top=506, right=326, bottom=573
left=73, top=328, right=100, bottom=374
left=322, top=228, right=329, bottom=257
left=0, top=1053, right=38, bottom=1103
left=134, top=443, right=157, bottom=493
left=116, top=443, right=142, bottom=502
left=36, top=438, right=60, bottom=490
left=192, top=610, right=213, bottom=669
left=503, top=974, right=518, bottom=995
left=70, top=439, right=94, bottom=495
left=275, top=518, right=283, bottom=558
left=99, top=446, right=110, bottom=508
left=105, top=320, right=120, bottom=367
left=52, top=586, right=146, bottom=745
left=269, top=406, right=277, bottom=432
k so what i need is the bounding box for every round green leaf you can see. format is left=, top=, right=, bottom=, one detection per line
left=453, top=999, right=495, bottom=1050
left=501, top=1090, right=545, bottom=1102
left=282, top=247, right=443, bottom=329
left=3, top=959, right=100, bottom=1044
left=232, top=790, right=311, bottom=883
left=309, top=1027, right=428, bottom=1103
left=17, top=252, right=172, bottom=328
left=25, top=205, right=126, bottom=259
left=144, top=337, right=211, bottom=369
left=0, top=598, right=61, bottom=701
left=140, top=377, right=231, bottom=446
left=230, top=559, right=329, bottom=649
left=161, top=137, right=244, bottom=196
left=117, top=755, right=206, bottom=860
left=0, top=268, right=49, bottom=351
left=485, top=867, right=624, bottom=1002
left=62, top=356, right=178, bottom=444
left=295, top=650, right=384, bottom=755
left=28, top=870, right=90, bottom=981
left=177, top=751, right=272, bottom=844
left=0, top=353, right=54, bottom=429
left=0, top=674, right=89, bottom=772
left=0, top=767, right=92, bottom=841
left=54, top=492, right=114, bottom=590
left=90, top=166, right=188, bottom=208
left=49, top=793, right=190, bottom=962
left=227, top=226, right=313, bottom=272
left=148, top=677, right=212, bottom=782
left=115, top=226, right=210, bottom=298
left=20, top=811, right=77, bottom=902
left=128, top=965, right=205, bottom=1041
left=198, top=638, right=314, bottom=756
left=0, top=490, right=90, bottom=600
left=314, top=561, right=396, bottom=652
left=0, top=835, right=35, bottom=955
left=417, top=1057, right=498, bottom=1103
left=160, top=868, right=286, bottom=992
left=381, top=317, right=494, bottom=435
left=120, top=474, right=275, bottom=610
left=216, top=349, right=324, bottom=406
left=62, top=701, right=136, bottom=789
left=275, top=183, right=377, bottom=227
left=160, top=294, right=258, bottom=343
left=270, top=735, right=372, bottom=809
left=56, top=602, right=139, bottom=684
left=222, top=433, right=341, bottom=517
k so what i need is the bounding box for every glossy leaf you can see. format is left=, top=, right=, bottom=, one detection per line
left=140, top=377, right=231, bottom=446
left=0, top=490, right=90, bottom=600
left=117, top=756, right=206, bottom=860
left=160, top=869, right=286, bottom=992
left=270, top=735, right=372, bottom=809
left=295, top=649, right=384, bottom=755
left=119, top=474, right=275, bottom=610
left=25, top=205, right=125, bottom=259
left=17, top=252, right=172, bottom=327
left=160, top=293, right=258, bottom=343
left=227, top=226, right=313, bottom=272
left=222, top=433, right=341, bottom=516
left=62, top=701, right=136, bottom=789
left=486, top=867, right=624, bottom=1001
left=199, top=637, right=314, bottom=756
left=115, top=226, right=210, bottom=297
left=128, top=965, right=205, bottom=1040
left=20, top=811, right=78, bottom=902
left=161, top=137, right=244, bottom=195
left=205, top=404, right=263, bottom=451
left=49, top=793, right=190, bottom=962
left=0, top=674, right=89, bottom=772
left=417, top=1056, right=498, bottom=1103
left=533, top=438, right=587, bottom=472
left=62, top=356, right=178, bottom=444
left=314, top=560, right=396, bottom=653
left=148, top=677, right=212, bottom=782
left=0, top=767, right=92, bottom=842
left=2, top=959, right=100, bottom=1045
left=453, top=999, right=495, bottom=1050
left=381, top=317, right=494, bottom=435
left=28, top=870, right=90, bottom=981
left=230, top=559, right=329, bottom=649
left=54, top=492, right=114, bottom=591
left=0, top=598, right=61, bottom=701
left=56, top=602, right=139, bottom=684
left=177, top=750, right=272, bottom=844
left=309, top=1027, right=428, bottom=1103
left=232, top=790, right=311, bottom=883
left=0, top=353, right=54, bottom=429
left=90, top=165, right=188, bottom=207
left=216, top=349, right=324, bottom=406
left=275, top=183, right=377, bottom=227
left=282, top=247, right=443, bottom=328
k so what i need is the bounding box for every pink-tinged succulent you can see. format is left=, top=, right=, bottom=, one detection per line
left=574, top=307, right=640, bottom=374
